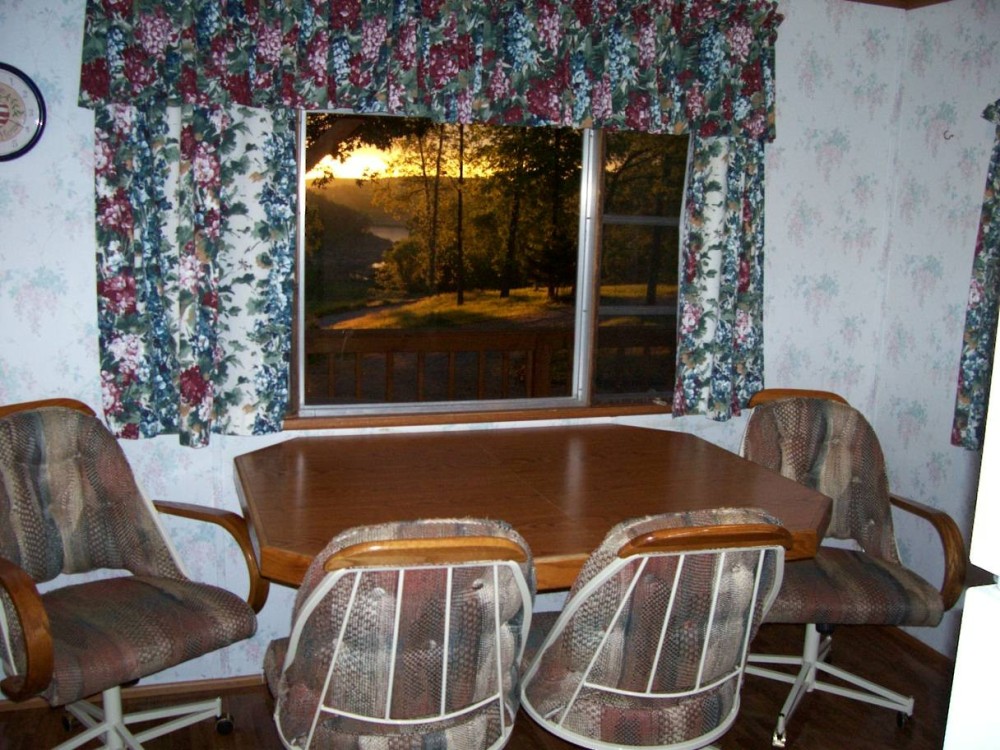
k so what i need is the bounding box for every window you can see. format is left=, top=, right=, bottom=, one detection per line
left=295, top=114, right=686, bottom=419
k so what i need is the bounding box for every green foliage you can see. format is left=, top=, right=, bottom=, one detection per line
left=305, top=115, right=686, bottom=317
left=375, top=238, right=427, bottom=295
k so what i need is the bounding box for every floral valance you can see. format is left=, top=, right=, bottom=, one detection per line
left=80, top=0, right=781, bottom=141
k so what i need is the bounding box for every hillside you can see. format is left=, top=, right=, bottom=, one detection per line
left=307, top=178, right=402, bottom=228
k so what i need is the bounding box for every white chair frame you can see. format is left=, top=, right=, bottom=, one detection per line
left=274, top=559, right=533, bottom=750
left=55, top=688, right=226, bottom=750
left=745, top=624, right=914, bottom=748
left=521, top=544, right=785, bottom=750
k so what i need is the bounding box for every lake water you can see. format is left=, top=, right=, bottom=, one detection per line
left=370, top=225, right=409, bottom=243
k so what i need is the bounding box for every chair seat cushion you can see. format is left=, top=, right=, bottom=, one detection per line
left=763, top=548, right=943, bottom=627
left=41, top=575, right=256, bottom=706
left=263, top=636, right=288, bottom=700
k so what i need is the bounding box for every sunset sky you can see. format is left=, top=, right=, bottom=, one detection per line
left=307, top=146, right=391, bottom=181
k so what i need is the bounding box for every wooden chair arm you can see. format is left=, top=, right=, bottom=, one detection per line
left=889, top=493, right=967, bottom=611
left=0, top=398, right=96, bottom=419
left=0, top=557, right=53, bottom=702
left=619, top=523, right=795, bottom=558
left=325, top=536, right=529, bottom=572
left=154, top=501, right=270, bottom=613
left=748, top=389, right=848, bottom=408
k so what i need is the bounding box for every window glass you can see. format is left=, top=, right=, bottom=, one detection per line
left=594, top=132, right=687, bottom=404
left=297, top=114, right=684, bottom=416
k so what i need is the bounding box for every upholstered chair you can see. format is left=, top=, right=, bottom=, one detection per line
left=520, top=508, right=790, bottom=750
left=264, top=518, right=535, bottom=750
left=0, top=399, right=268, bottom=749
left=741, top=394, right=966, bottom=748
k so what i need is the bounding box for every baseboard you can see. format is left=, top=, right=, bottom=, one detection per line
left=0, top=674, right=265, bottom=713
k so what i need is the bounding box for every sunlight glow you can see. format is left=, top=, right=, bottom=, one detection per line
left=307, top=147, right=390, bottom=182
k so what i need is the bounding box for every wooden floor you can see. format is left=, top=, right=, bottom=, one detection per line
left=0, top=624, right=953, bottom=749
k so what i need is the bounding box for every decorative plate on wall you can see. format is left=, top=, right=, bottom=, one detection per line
left=0, top=62, right=46, bottom=161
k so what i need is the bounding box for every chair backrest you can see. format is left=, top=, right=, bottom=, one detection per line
left=520, top=508, right=789, bottom=750
left=741, top=396, right=900, bottom=562
left=0, top=405, right=182, bottom=583
left=272, top=518, right=535, bottom=750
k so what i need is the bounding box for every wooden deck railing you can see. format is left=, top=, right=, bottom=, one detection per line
left=304, top=325, right=674, bottom=404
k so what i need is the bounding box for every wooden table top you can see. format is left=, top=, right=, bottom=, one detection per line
left=234, top=423, right=831, bottom=590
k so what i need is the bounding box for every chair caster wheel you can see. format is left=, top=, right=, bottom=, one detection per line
left=897, top=711, right=910, bottom=728
left=216, top=713, right=235, bottom=735
left=772, top=729, right=787, bottom=748
left=61, top=713, right=77, bottom=732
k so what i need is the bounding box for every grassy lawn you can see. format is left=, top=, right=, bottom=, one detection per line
left=326, top=288, right=575, bottom=329
left=315, top=284, right=679, bottom=330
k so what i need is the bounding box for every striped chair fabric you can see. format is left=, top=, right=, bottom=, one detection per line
left=520, top=508, right=787, bottom=750
left=264, top=518, right=535, bottom=750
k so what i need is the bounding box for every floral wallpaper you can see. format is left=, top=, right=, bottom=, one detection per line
left=1, top=0, right=997, bottom=684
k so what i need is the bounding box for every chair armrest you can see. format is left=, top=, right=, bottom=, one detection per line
left=154, top=501, right=270, bottom=613
left=0, top=557, right=53, bottom=702
left=889, top=493, right=967, bottom=611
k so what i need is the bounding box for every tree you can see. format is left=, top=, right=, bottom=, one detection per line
left=366, top=127, right=461, bottom=296
left=525, top=128, right=582, bottom=300
left=303, top=203, right=325, bottom=299
left=375, top=238, right=425, bottom=294
left=472, top=126, right=582, bottom=300
left=602, top=133, right=688, bottom=304
left=472, top=126, right=530, bottom=297
left=308, top=115, right=584, bottom=306
left=454, top=124, right=465, bottom=305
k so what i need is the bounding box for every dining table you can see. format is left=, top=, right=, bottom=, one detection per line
left=234, top=423, right=832, bottom=591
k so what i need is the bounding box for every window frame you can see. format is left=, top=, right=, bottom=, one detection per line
left=288, top=117, right=673, bottom=426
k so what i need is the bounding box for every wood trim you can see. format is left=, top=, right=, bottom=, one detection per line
left=324, top=536, right=528, bottom=572
left=0, top=557, right=52, bottom=703
left=890, top=493, right=968, bottom=610
left=879, top=624, right=955, bottom=672
left=283, top=402, right=670, bottom=431
left=154, top=501, right=271, bottom=613
left=0, top=399, right=96, bottom=419
left=619, top=523, right=795, bottom=558
left=0, top=675, right=265, bottom=713
left=748, top=389, right=848, bottom=407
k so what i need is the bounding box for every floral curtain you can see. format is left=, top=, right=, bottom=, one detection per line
left=953, top=99, right=1000, bottom=451
left=80, top=0, right=781, bottom=443
left=93, top=103, right=296, bottom=446
left=673, top=135, right=765, bottom=418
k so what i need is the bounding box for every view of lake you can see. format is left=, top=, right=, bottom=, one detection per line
left=370, top=225, right=409, bottom=243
